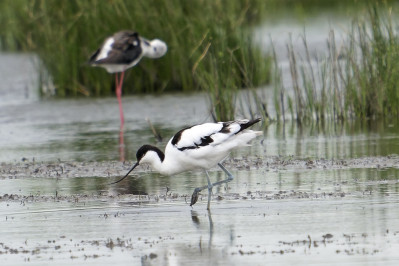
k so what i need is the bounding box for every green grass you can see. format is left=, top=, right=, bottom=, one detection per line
left=344, top=4, right=399, bottom=119
left=194, top=32, right=272, bottom=121
left=273, top=2, right=399, bottom=122
left=0, top=0, right=372, bottom=122
left=2, top=0, right=396, bottom=122
left=0, top=0, right=270, bottom=99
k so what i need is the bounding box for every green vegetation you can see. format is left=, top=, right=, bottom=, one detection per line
left=345, top=5, right=399, bottom=119
left=0, top=1, right=270, bottom=97
left=274, top=3, right=399, bottom=122
left=1, top=0, right=398, bottom=122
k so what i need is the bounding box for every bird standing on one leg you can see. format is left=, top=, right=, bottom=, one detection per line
left=89, top=30, right=167, bottom=128
left=110, top=118, right=262, bottom=210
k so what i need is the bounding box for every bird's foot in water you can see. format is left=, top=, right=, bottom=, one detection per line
left=190, top=188, right=201, bottom=207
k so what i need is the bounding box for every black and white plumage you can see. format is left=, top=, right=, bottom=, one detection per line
left=89, top=30, right=167, bottom=127
left=89, top=31, right=167, bottom=73
left=111, top=118, right=262, bottom=209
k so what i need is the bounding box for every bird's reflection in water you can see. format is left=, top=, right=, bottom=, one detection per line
left=191, top=210, right=214, bottom=253
left=140, top=210, right=231, bottom=265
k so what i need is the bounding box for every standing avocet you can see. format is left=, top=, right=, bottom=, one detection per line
left=111, top=118, right=262, bottom=210
left=89, top=30, right=167, bottom=127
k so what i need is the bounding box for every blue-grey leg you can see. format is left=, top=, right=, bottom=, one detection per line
left=217, top=163, right=234, bottom=181
left=205, top=171, right=213, bottom=210
left=190, top=163, right=234, bottom=209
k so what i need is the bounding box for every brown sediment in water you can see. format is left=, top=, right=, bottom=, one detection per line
left=0, top=188, right=356, bottom=204
left=1, top=156, right=398, bottom=265
left=1, top=155, right=398, bottom=204
left=1, top=155, right=398, bottom=180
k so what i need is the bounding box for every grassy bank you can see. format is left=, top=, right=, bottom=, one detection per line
left=0, top=0, right=271, bottom=99
left=2, top=0, right=395, bottom=122
left=274, top=2, right=399, bottom=122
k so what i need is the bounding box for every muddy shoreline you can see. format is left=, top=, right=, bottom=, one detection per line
left=2, top=155, right=398, bottom=180
left=1, top=156, right=399, bottom=265
left=1, top=155, right=398, bottom=204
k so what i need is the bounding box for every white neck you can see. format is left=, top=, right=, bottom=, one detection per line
left=141, top=151, right=190, bottom=176
left=140, top=150, right=169, bottom=175
left=148, top=156, right=164, bottom=173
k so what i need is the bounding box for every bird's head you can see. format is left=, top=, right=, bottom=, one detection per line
left=144, top=39, right=167, bottom=58
left=109, top=145, right=164, bottom=184
left=135, top=144, right=165, bottom=165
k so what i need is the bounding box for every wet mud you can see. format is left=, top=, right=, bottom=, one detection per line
left=2, top=154, right=398, bottom=179
left=1, top=155, right=398, bottom=265
left=2, top=16, right=399, bottom=266
left=1, top=155, right=398, bottom=204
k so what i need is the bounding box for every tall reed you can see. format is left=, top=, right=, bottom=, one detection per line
left=344, top=4, right=399, bottom=119
left=274, top=3, right=399, bottom=122
left=193, top=32, right=271, bottom=121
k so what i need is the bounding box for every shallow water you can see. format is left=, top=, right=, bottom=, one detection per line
left=1, top=166, right=399, bottom=265
left=1, top=13, right=399, bottom=266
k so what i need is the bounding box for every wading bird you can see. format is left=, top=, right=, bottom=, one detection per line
left=110, top=118, right=262, bottom=210
left=89, top=31, right=167, bottom=127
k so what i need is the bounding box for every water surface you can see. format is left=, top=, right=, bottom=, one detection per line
left=1, top=12, right=399, bottom=265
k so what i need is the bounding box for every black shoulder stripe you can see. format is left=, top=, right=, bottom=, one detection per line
left=178, top=134, right=213, bottom=151
left=197, top=135, right=213, bottom=147
left=171, top=126, right=192, bottom=146
left=178, top=146, right=197, bottom=151
left=175, top=134, right=214, bottom=151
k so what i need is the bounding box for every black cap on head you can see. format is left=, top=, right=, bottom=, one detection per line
left=136, top=145, right=165, bottom=162
left=109, top=145, right=164, bottom=185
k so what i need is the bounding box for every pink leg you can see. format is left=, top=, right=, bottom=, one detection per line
left=119, top=128, right=125, bottom=162
left=115, top=72, right=125, bottom=128
left=115, top=72, right=120, bottom=89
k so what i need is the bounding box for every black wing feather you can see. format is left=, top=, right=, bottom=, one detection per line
left=171, top=119, right=261, bottom=152
left=90, top=31, right=143, bottom=65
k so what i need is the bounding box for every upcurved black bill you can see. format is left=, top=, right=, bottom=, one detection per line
left=109, top=162, right=139, bottom=185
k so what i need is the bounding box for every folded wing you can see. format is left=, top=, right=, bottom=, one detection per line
left=171, top=119, right=260, bottom=151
